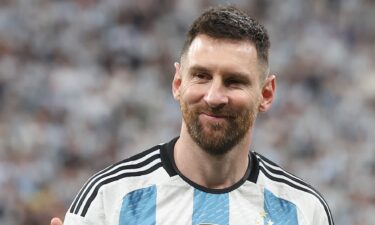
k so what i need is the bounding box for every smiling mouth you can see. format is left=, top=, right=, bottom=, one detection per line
left=201, top=112, right=233, bottom=120
left=206, top=114, right=226, bottom=118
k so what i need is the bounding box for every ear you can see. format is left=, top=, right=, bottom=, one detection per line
left=259, top=74, right=276, bottom=112
left=172, top=62, right=182, bottom=101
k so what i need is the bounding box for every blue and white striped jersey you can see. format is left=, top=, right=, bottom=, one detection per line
left=64, top=137, right=334, bottom=225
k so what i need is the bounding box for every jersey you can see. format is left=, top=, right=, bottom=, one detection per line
left=64, top=137, right=334, bottom=225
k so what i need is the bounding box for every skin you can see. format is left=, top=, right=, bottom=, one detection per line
left=51, top=217, right=63, bottom=225
left=50, top=34, right=276, bottom=225
left=173, top=34, right=275, bottom=189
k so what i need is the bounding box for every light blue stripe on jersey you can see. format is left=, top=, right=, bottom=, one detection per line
left=264, top=189, right=298, bottom=225
left=192, top=189, right=229, bottom=225
left=119, top=185, right=156, bottom=225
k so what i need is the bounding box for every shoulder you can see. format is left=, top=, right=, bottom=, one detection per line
left=68, top=143, right=166, bottom=218
left=252, top=152, right=334, bottom=225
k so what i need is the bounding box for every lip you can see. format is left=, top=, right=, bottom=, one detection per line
left=203, top=113, right=226, bottom=118
left=201, top=111, right=233, bottom=118
left=200, top=113, right=231, bottom=122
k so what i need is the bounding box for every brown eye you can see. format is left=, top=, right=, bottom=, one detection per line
left=227, top=79, right=241, bottom=84
left=194, top=73, right=210, bottom=80
left=225, top=78, right=243, bottom=87
left=225, top=75, right=250, bottom=88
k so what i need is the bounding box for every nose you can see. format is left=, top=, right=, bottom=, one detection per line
left=203, top=79, right=229, bottom=108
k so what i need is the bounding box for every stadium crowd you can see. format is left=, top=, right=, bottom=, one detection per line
left=0, top=0, right=374, bottom=224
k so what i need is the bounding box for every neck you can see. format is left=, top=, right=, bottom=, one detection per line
left=174, top=123, right=252, bottom=189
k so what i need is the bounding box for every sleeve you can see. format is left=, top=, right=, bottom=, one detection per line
left=63, top=212, right=91, bottom=225
left=311, top=197, right=334, bottom=225
left=63, top=188, right=106, bottom=225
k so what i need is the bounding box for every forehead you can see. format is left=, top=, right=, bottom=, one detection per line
left=184, top=35, right=259, bottom=75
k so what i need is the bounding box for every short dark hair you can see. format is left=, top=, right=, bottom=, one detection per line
left=181, top=5, right=270, bottom=72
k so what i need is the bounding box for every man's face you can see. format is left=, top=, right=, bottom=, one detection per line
left=173, top=34, right=274, bottom=155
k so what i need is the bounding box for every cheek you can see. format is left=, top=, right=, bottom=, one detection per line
left=244, top=88, right=262, bottom=104
left=231, top=92, right=261, bottom=111
left=180, top=84, right=206, bottom=104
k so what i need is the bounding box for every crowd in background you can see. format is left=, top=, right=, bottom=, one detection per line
left=0, top=0, right=374, bottom=224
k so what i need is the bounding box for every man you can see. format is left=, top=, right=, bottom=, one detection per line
left=52, top=5, right=334, bottom=225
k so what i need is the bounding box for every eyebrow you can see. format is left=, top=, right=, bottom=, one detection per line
left=189, top=65, right=250, bottom=76
left=188, top=65, right=252, bottom=83
left=188, top=65, right=211, bottom=75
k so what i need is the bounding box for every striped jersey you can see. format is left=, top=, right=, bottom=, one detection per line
left=64, top=137, right=334, bottom=225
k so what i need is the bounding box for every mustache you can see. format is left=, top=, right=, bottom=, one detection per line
left=199, top=107, right=238, bottom=118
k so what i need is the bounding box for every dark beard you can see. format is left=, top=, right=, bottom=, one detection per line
left=181, top=103, right=257, bottom=156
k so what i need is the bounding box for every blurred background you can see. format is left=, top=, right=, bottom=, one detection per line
left=0, top=0, right=374, bottom=224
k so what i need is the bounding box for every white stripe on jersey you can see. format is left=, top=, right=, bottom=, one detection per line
left=229, top=181, right=265, bottom=224
left=155, top=177, right=194, bottom=225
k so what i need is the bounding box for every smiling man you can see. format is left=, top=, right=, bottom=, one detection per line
left=173, top=34, right=273, bottom=189
left=52, top=5, right=334, bottom=225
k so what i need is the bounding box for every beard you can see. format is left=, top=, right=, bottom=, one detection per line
left=180, top=101, right=258, bottom=156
